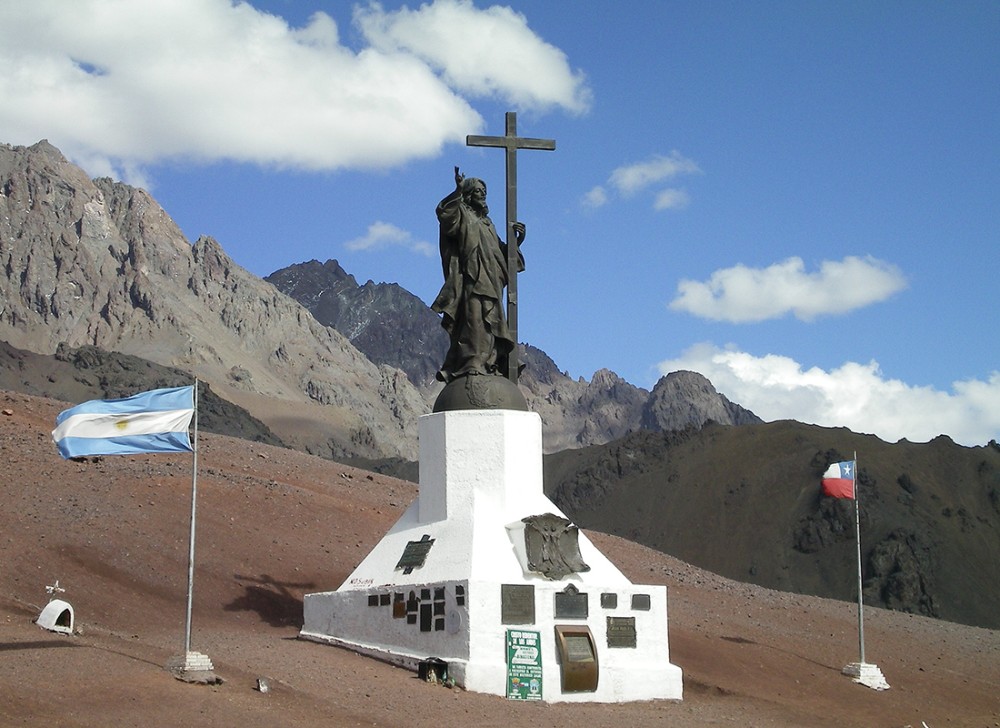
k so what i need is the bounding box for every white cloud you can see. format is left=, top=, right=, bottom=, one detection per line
left=653, top=188, right=690, bottom=211
left=586, top=151, right=700, bottom=211
left=0, top=0, right=589, bottom=183
left=582, top=185, right=608, bottom=208
left=355, top=0, right=591, bottom=114
left=345, top=221, right=434, bottom=257
left=608, top=152, right=701, bottom=196
left=670, top=256, right=907, bottom=322
left=657, top=343, right=1000, bottom=446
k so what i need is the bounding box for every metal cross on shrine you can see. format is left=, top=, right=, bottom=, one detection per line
left=466, top=111, right=555, bottom=384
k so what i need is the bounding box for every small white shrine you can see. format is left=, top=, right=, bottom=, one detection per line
left=301, top=409, right=683, bottom=702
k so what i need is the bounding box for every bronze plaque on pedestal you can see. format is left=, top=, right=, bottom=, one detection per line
left=607, top=616, right=637, bottom=648
left=501, top=584, right=535, bottom=624
left=554, top=625, right=599, bottom=693
left=554, top=584, right=588, bottom=619
left=395, top=534, right=435, bottom=574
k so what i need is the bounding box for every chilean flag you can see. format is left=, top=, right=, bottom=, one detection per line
left=822, top=460, right=855, bottom=499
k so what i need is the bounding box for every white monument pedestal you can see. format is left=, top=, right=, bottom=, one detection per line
left=301, top=410, right=683, bottom=703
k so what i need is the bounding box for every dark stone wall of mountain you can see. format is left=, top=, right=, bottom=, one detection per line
left=543, top=421, right=1000, bottom=630
left=266, top=259, right=447, bottom=388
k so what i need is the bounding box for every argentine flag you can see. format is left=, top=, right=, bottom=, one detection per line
left=52, top=386, right=195, bottom=459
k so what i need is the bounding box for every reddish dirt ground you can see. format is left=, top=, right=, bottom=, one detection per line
left=1, top=391, right=997, bottom=727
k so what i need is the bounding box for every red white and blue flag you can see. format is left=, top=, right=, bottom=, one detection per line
left=821, top=460, right=856, bottom=499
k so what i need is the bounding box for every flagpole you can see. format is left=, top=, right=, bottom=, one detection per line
left=183, top=379, right=199, bottom=656
left=853, top=450, right=865, bottom=664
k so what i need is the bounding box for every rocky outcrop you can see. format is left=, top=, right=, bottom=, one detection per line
left=642, top=370, right=762, bottom=431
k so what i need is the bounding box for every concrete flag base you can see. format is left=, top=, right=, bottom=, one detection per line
left=842, top=662, right=890, bottom=690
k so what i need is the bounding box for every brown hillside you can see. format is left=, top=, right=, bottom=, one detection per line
left=545, top=422, right=1000, bottom=630
left=1, top=391, right=997, bottom=727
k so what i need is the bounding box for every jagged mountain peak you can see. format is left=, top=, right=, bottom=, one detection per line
left=642, top=370, right=762, bottom=431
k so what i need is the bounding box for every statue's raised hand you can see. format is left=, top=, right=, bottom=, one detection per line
left=454, top=166, right=464, bottom=189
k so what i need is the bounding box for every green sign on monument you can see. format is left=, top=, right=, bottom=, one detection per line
left=506, top=629, right=542, bottom=700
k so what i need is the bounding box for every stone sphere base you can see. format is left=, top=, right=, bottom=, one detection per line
left=432, top=374, right=528, bottom=413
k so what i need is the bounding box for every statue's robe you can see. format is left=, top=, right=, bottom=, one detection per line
left=432, top=186, right=523, bottom=382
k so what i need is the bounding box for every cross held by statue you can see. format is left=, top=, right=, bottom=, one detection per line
left=466, top=111, right=555, bottom=384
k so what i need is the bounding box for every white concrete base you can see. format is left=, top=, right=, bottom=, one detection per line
left=301, top=410, right=683, bottom=703
left=842, top=662, right=890, bottom=690
left=166, top=651, right=215, bottom=672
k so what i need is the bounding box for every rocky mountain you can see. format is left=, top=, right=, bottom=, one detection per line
left=1, top=137, right=761, bottom=462
left=543, top=421, right=1000, bottom=630
left=267, top=260, right=762, bottom=452
left=0, top=140, right=425, bottom=461
left=265, top=259, right=447, bottom=390
left=642, top=369, right=760, bottom=430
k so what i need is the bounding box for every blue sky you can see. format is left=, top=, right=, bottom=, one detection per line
left=2, top=0, right=998, bottom=446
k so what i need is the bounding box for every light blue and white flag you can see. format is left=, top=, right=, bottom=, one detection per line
left=52, top=386, right=195, bottom=459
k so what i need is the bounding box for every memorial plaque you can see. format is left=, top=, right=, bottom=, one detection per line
left=600, top=592, right=618, bottom=609
left=406, top=591, right=418, bottom=624
left=553, top=625, right=599, bottom=693
left=420, top=603, right=433, bottom=632
left=521, top=513, right=590, bottom=580
left=631, top=593, right=651, bottom=611
left=501, top=584, right=536, bottom=624
left=554, top=585, right=588, bottom=619
left=607, top=616, right=637, bottom=648
left=396, top=534, right=435, bottom=574
left=565, top=633, right=595, bottom=661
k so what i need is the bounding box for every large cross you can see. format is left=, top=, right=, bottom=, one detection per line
left=467, top=111, right=555, bottom=384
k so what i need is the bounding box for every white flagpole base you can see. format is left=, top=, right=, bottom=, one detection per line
left=842, top=662, right=890, bottom=690
left=166, top=651, right=221, bottom=683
